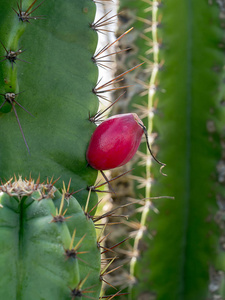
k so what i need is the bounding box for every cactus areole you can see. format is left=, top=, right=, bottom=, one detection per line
left=86, top=113, right=144, bottom=170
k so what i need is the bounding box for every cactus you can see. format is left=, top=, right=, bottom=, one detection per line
left=0, top=0, right=143, bottom=298
left=0, top=0, right=99, bottom=207
left=0, top=177, right=101, bottom=299
left=4, top=0, right=225, bottom=299
left=108, top=0, right=225, bottom=299
left=141, top=1, right=225, bottom=298
left=0, top=0, right=106, bottom=298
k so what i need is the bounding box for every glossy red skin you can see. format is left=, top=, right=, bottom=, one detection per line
left=86, top=113, right=143, bottom=170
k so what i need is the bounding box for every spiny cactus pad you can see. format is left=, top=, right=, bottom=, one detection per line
left=0, top=0, right=99, bottom=204
left=0, top=177, right=101, bottom=299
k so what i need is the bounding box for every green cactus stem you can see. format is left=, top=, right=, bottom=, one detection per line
left=128, top=1, right=225, bottom=299
left=0, top=177, right=102, bottom=299
left=0, top=0, right=99, bottom=207
left=98, top=0, right=225, bottom=299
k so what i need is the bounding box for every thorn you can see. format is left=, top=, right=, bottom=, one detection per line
left=94, top=221, right=123, bottom=229
left=88, top=169, right=133, bottom=194
left=100, top=257, right=118, bottom=290
left=101, top=237, right=130, bottom=255
left=12, top=0, right=46, bottom=23
left=100, top=170, right=115, bottom=194
left=85, top=198, right=104, bottom=220
left=97, top=231, right=112, bottom=250
left=0, top=41, right=30, bottom=68
left=92, top=28, right=133, bottom=69
left=51, top=193, right=72, bottom=222
left=64, top=229, right=87, bottom=261
left=100, top=290, right=129, bottom=299
left=0, top=92, right=33, bottom=154
left=89, top=92, right=126, bottom=124
left=136, top=16, right=153, bottom=26
left=133, top=102, right=153, bottom=119
left=46, top=176, right=60, bottom=188
left=93, top=63, right=144, bottom=97
left=70, top=274, right=97, bottom=300
left=93, top=201, right=134, bottom=222
left=69, top=187, right=86, bottom=198
left=90, top=11, right=119, bottom=34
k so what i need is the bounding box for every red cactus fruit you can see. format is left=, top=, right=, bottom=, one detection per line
left=86, top=113, right=143, bottom=170
left=86, top=113, right=166, bottom=173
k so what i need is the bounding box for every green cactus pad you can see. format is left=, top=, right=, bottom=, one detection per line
left=0, top=0, right=99, bottom=205
left=0, top=178, right=101, bottom=299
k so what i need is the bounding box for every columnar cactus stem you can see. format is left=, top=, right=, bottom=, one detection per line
left=0, top=178, right=102, bottom=299
left=102, top=0, right=225, bottom=299
left=128, top=1, right=225, bottom=299
left=0, top=0, right=99, bottom=207
left=129, top=0, right=159, bottom=288
left=0, top=0, right=111, bottom=298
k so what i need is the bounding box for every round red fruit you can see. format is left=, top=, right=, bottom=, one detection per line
left=86, top=113, right=143, bottom=170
